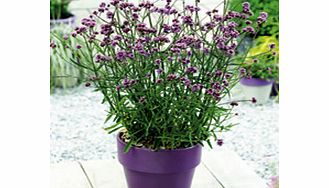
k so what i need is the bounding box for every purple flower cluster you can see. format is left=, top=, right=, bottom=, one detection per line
left=191, top=84, right=203, bottom=92
left=185, top=66, right=198, bottom=74
left=81, top=18, right=96, bottom=28
left=53, top=0, right=270, bottom=108
left=122, top=78, right=137, bottom=88
left=116, top=50, right=127, bottom=61
left=180, top=77, right=191, bottom=86
left=242, top=25, right=256, bottom=34
left=242, top=2, right=253, bottom=16
left=136, top=23, right=157, bottom=35
left=95, top=54, right=111, bottom=63
left=167, top=74, right=177, bottom=81
left=182, top=16, right=194, bottom=26
left=50, top=42, right=56, bottom=49
left=185, top=5, right=200, bottom=13
left=257, top=12, right=268, bottom=25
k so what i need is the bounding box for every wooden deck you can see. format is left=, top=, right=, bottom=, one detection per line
left=51, top=149, right=267, bottom=188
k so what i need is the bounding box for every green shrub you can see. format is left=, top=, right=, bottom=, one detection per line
left=50, top=0, right=73, bottom=20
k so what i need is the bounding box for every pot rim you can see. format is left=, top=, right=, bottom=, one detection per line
left=117, top=131, right=202, bottom=152
left=50, top=14, right=76, bottom=22
left=240, top=77, right=274, bottom=86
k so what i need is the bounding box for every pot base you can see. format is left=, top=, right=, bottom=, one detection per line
left=124, top=168, right=196, bottom=188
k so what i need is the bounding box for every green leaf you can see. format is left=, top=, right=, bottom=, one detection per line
left=123, top=140, right=133, bottom=153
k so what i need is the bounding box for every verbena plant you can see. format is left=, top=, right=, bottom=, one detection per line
left=50, top=28, right=87, bottom=93
left=51, top=0, right=276, bottom=151
left=241, top=35, right=278, bottom=81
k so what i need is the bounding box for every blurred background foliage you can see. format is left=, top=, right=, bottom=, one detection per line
left=230, top=0, right=279, bottom=37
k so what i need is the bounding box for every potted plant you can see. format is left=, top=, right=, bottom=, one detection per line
left=50, top=28, right=87, bottom=93
left=50, top=0, right=75, bottom=29
left=51, top=1, right=272, bottom=187
left=240, top=35, right=279, bottom=104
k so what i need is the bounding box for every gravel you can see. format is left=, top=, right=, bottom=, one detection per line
left=50, top=85, right=278, bottom=184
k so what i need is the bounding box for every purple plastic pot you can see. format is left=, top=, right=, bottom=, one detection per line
left=117, top=134, right=202, bottom=188
left=240, top=78, right=274, bottom=86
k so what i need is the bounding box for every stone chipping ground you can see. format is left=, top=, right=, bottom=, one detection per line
left=50, top=85, right=278, bottom=185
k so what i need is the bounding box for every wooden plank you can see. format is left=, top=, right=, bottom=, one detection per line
left=80, top=158, right=224, bottom=188
left=50, top=161, right=90, bottom=188
left=79, top=159, right=127, bottom=188
left=202, top=149, right=268, bottom=188
left=193, top=163, right=225, bottom=188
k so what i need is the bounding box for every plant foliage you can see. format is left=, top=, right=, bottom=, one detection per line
left=51, top=0, right=276, bottom=151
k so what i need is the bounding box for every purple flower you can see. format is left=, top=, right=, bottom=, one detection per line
left=63, top=35, right=68, bottom=40
left=182, top=16, right=193, bottom=26
left=269, top=43, right=276, bottom=50
left=76, top=44, right=82, bottom=49
left=116, top=85, right=121, bottom=91
left=239, top=68, right=246, bottom=75
left=156, top=78, right=163, bottom=84
left=191, top=84, right=202, bottom=92
left=225, top=73, right=233, bottom=79
left=257, top=12, right=268, bottom=24
left=260, top=12, right=268, bottom=19
left=213, top=14, right=223, bottom=22
left=114, top=35, right=122, bottom=40
left=213, top=91, right=221, bottom=100
left=116, top=50, right=127, bottom=61
left=154, top=59, right=161, bottom=65
left=185, top=66, right=198, bottom=74
left=206, top=88, right=214, bottom=95
left=50, top=42, right=56, bottom=49
left=132, top=13, right=139, bottom=20
left=245, top=20, right=252, bottom=25
left=251, top=97, right=257, bottom=103
left=228, top=21, right=238, bottom=28
left=217, top=139, right=224, bottom=146
left=122, top=78, right=130, bottom=88
left=203, top=47, right=209, bottom=54
left=106, top=11, right=114, bottom=19
left=227, top=49, right=235, bottom=56
left=99, top=2, right=106, bottom=8
left=215, top=70, right=223, bottom=77
left=81, top=18, right=96, bottom=28
left=242, top=2, right=250, bottom=9
left=180, top=77, right=191, bottom=86
left=181, top=58, right=190, bottom=65
left=71, top=32, right=77, bottom=37
left=167, top=73, right=177, bottom=81
left=212, top=82, right=222, bottom=90
left=223, top=80, right=229, bottom=87
left=123, top=28, right=131, bottom=33
left=156, top=68, right=163, bottom=74
left=242, top=26, right=255, bottom=34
